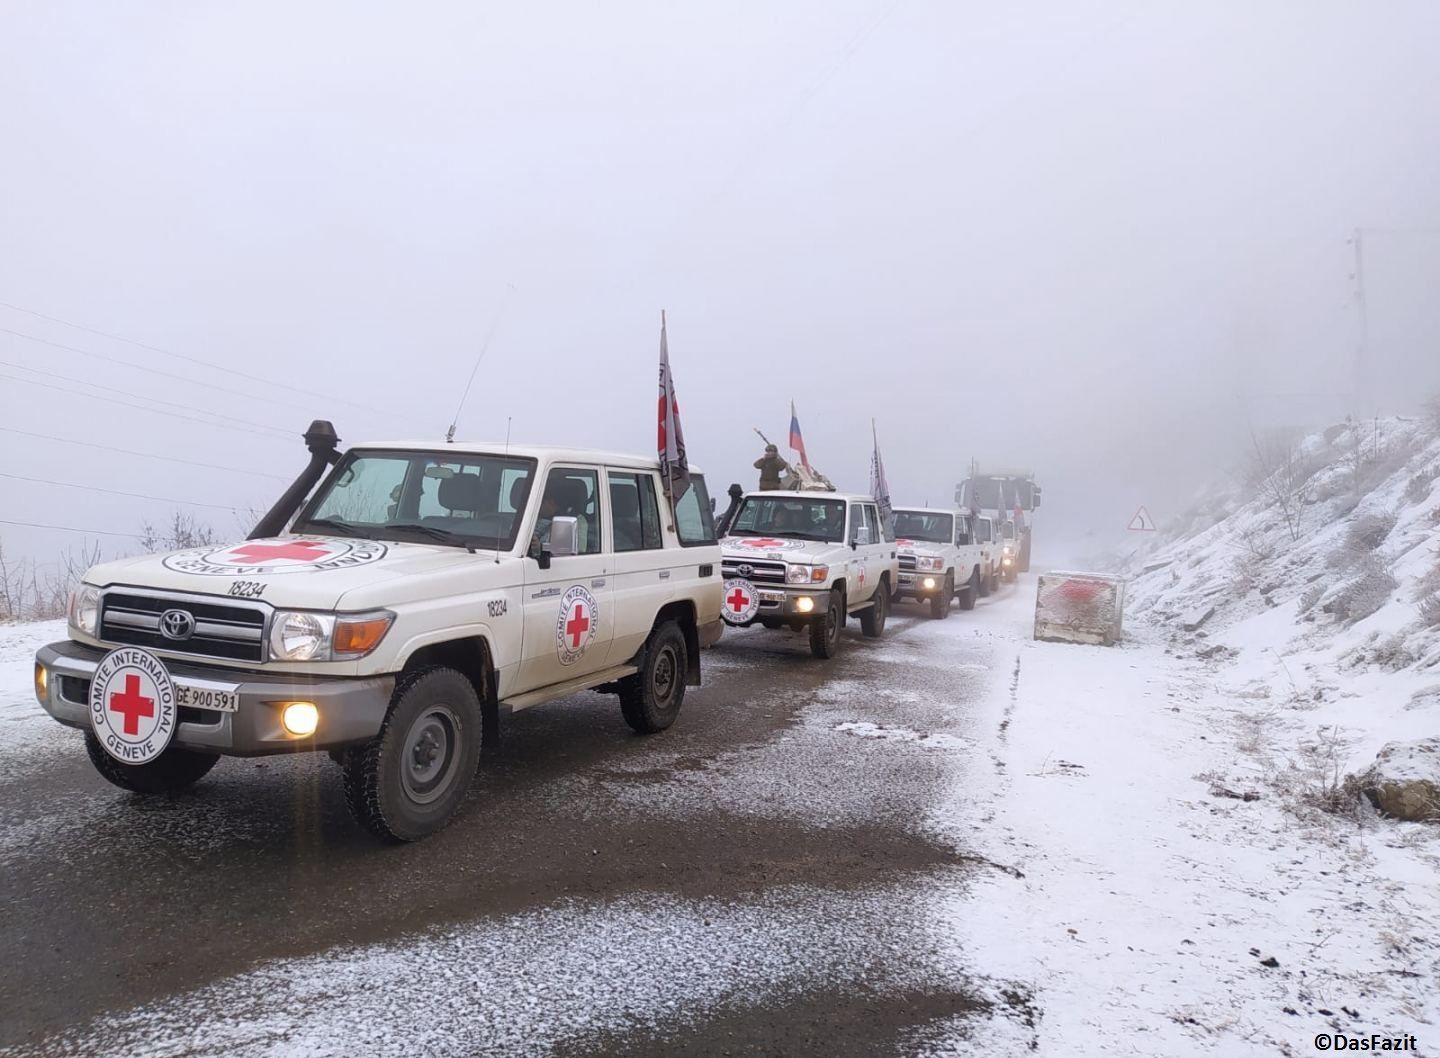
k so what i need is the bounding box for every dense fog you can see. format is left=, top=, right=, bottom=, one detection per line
left=4, top=1, right=1440, bottom=571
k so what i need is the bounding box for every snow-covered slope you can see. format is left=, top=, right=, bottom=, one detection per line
left=1125, top=414, right=1440, bottom=770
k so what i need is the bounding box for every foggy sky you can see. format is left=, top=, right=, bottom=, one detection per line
left=4, top=1, right=1440, bottom=571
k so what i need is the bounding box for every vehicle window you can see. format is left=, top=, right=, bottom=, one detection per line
left=848, top=504, right=865, bottom=543
left=299, top=450, right=536, bottom=550
left=976, top=519, right=993, bottom=544
left=673, top=474, right=717, bottom=547
left=863, top=505, right=881, bottom=544
left=728, top=493, right=844, bottom=543
left=893, top=511, right=955, bottom=544
left=955, top=518, right=973, bottom=546
left=609, top=471, right=663, bottom=552
left=535, top=467, right=602, bottom=555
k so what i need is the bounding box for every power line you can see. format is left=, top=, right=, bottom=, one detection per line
left=0, top=426, right=289, bottom=480
left=0, top=371, right=293, bottom=443
left=0, top=325, right=334, bottom=419
left=0, top=299, right=385, bottom=414
left=1, top=358, right=294, bottom=439
left=0, top=471, right=242, bottom=512
left=0, top=517, right=142, bottom=539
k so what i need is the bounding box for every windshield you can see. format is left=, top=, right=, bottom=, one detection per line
left=728, top=496, right=846, bottom=543
left=893, top=511, right=954, bottom=544
left=295, top=449, right=538, bottom=550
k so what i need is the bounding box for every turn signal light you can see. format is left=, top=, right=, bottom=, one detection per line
left=281, top=702, right=320, bottom=737
left=334, top=615, right=393, bottom=657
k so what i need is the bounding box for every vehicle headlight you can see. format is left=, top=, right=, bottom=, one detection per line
left=67, top=585, right=100, bottom=637
left=269, top=611, right=394, bottom=662
left=786, top=564, right=829, bottom=584
left=271, top=612, right=332, bottom=661
left=918, top=556, right=945, bottom=572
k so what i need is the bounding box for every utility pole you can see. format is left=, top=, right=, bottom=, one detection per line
left=1348, top=227, right=1370, bottom=416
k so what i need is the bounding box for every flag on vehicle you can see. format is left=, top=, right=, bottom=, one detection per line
left=789, top=401, right=810, bottom=470
left=870, top=419, right=892, bottom=526
left=657, top=311, right=691, bottom=506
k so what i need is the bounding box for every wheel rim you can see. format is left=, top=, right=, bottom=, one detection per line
left=827, top=604, right=840, bottom=645
left=401, top=706, right=461, bottom=806
left=653, top=643, right=679, bottom=706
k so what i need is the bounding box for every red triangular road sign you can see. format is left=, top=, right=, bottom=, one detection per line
left=1128, top=506, right=1157, bottom=532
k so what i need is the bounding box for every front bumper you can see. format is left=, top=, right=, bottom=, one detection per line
left=896, top=570, right=945, bottom=598
left=728, top=586, right=830, bottom=626
left=35, top=640, right=395, bottom=757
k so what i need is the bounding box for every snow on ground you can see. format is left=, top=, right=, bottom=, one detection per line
left=0, top=619, right=72, bottom=777
left=929, top=589, right=1440, bottom=1056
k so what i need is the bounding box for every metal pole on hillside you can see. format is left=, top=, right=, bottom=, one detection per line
left=1349, top=227, right=1370, bottom=417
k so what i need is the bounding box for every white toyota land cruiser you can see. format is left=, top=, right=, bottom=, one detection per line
left=717, top=490, right=898, bottom=658
left=891, top=506, right=988, bottom=617
left=33, top=422, right=723, bottom=841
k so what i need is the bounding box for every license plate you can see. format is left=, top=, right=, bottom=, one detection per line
left=175, top=682, right=240, bottom=713
left=899, top=574, right=914, bottom=586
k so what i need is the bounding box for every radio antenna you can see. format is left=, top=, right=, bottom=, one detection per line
left=447, top=283, right=516, bottom=443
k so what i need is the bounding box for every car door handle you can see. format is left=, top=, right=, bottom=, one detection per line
left=659, top=570, right=671, bottom=580
left=591, top=578, right=607, bottom=588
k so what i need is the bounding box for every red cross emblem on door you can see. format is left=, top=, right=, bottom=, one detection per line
left=565, top=603, right=591, bottom=648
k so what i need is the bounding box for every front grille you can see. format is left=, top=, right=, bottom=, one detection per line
left=100, top=592, right=266, bottom=663
left=721, top=559, right=787, bottom=585
left=899, top=556, right=917, bottom=571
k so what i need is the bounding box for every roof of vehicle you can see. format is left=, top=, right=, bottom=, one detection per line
left=742, top=489, right=872, bottom=502
left=892, top=506, right=957, bottom=516
left=347, top=441, right=704, bottom=474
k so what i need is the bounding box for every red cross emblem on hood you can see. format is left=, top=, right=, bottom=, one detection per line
left=226, top=540, right=331, bottom=563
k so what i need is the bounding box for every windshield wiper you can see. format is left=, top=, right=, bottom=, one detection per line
left=384, top=523, right=466, bottom=544
left=298, top=517, right=374, bottom=539
left=782, top=530, right=829, bottom=541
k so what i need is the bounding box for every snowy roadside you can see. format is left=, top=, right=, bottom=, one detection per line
left=0, top=619, right=74, bottom=777
left=929, top=587, right=1440, bottom=1056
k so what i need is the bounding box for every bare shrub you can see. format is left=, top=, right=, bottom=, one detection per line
left=1298, top=582, right=1326, bottom=615
left=1323, top=556, right=1397, bottom=624
left=1246, top=429, right=1315, bottom=542
left=1420, top=594, right=1440, bottom=629
left=140, top=512, right=217, bottom=553
left=1406, top=466, right=1440, bottom=504
left=1282, top=725, right=1367, bottom=819
left=0, top=539, right=103, bottom=621
left=1423, top=393, right=1440, bottom=434
left=1345, top=512, right=1397, bottom=553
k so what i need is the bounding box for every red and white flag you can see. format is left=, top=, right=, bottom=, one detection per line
left=657, top=311, right=691, bottom=505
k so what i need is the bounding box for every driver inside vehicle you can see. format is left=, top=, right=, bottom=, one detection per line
left=532, top=477, right=592, bottom=554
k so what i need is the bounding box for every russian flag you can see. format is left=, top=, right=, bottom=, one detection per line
left=788, top=400, right=810, bottom=470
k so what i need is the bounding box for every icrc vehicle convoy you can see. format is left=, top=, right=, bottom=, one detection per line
left=34, top=421, right=723, bottom=840
left=31, top=421, right=1028, bottom=842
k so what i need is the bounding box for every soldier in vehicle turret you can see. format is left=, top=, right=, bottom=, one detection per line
left=754, top=445, right=791, bottom=491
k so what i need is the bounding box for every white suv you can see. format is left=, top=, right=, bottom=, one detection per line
left=891, top=506, right=988, bottom=617
left=34, top=425, right=723, bottom=841
left=718, top=490, right=898, bottom=658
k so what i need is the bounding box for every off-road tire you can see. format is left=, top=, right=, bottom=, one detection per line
left=809, top=592, right=843, bottom=659
left=958, top=569, right=979, bottom=611
left=343, top=666, right=481, bottom=843
left=930, top=573, right=954, bottom=619
left=84, top=732, right=219, bottom=794
left=989, top=570, right=1001, bottom=593
left=618, top=620, right=687, bottom=734
left=860, top=581, right=889, bottom=638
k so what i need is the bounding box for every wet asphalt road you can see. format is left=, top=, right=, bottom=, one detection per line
left=0, top=592, right=1024, bottom=1057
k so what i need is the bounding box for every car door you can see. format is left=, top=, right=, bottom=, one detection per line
left=516, top=464, right=615, bottom=694
left=845, top=502, right=867, bottom=601
left=603, top=467, right=669, bottom=667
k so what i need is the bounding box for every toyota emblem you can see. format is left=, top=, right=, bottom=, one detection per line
left=736, top=564, right=754, bottom=577
left=159, top=608, right=196, bottom=641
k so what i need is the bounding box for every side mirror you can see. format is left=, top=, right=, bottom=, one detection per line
left=549, top=516, right=579, bottom=558
left=1033, top=487, right=1042, bottom=510
left=853, top=525, right=871, bottom=548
